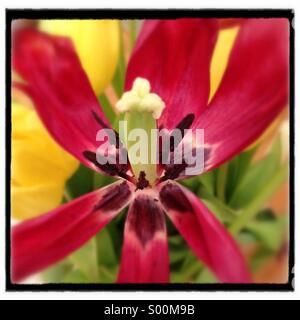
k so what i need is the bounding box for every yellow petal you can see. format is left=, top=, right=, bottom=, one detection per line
left=209, top=27, right=288, bottom=151
left=209, top=26, right=239, bottom=102
left=12, top=183, right=65, bottom=220
left=39, top=19, right=120, bottom=96
left=12, top=103, right=79, bottom=220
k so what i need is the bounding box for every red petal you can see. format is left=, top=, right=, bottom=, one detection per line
left=125, top=19, right=218, bottom=129
left=218, top=18, right=244, bottom=29
left=159, top=182, right=251, bottom=283
left=12, top=29, right=111, bottom=169
left=118, top=194, right=169, bottom=283
left=194, top=19, right=289, bottom=171
left=12, top=181, right=133, bottom=282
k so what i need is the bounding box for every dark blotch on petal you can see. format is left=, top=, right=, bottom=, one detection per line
left=160, top=183, right=194, bottom=213
left=129, top=195, right=165, bottom=246
left=93, top=181, right=131, bottom=212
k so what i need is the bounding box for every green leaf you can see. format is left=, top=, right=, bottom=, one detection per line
left=197, top=185, right=237, bottom=223
left=99, top=94, right=116, bottom=124
left=66, top=164, right=94, bottom=198
left=226, top=147, right=257, bottom=201
left=196, top=268, right=218, bottom=283
left=68, top=238, right=99, bottom=282
left=198, top=170, right=216, bottom=195
left=168, top=235, right=185, bottom=247
left=96, top=227, right=119, bottom=282
left=98, top=266, right=118, bottom=283
left=168, top=235, right=188, bottom=266
left=170, top=250, right=187, bottom=265
left=129, top=20, right=138, bottom=52
left=182, top=170, right=216, bottom=195
left=246, top=215, right=287, bottom=252
left=181, top=176, right=199, bottom=192
left=229, top=139, right=281, bottom=209
left=112, top=23, right=126, bottom=97
left=42, top=260, right=73, bottom=283
left=229, top=162, right=288, bottom=235
left=250, top=247, right=275, bottom=271
left=180, top=251, right=203, bottom=279
left=96, top=228, right=118, bottom=266
left=63, top=270, right=91, bottom=283
left=93, top=173, right=115, bottom=190
left=216, top=163, right=228, bottom=202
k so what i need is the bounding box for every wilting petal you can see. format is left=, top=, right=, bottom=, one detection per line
left=159, top=182, right=251, bottom=283
left=39, top=19, right=120, bottom=96
left=12, top=181, right=133, bottom=282
left=194, top=19, right=289, bottom=172
left=125, top=19, right=218, bottom=129
left=118, top=194, right=169, bottom=283
left=12, top=29, right=112, bottom=169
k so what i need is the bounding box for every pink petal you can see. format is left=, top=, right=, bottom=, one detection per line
left=125, top=19, right=218, bottom=129
left=12, top=29, right=112, bottom=169
left=12, top=181, right=133, bottom=282
left=194, top=18, right=289, bottom=171
left=159, top=181, right=251, bottom=283
left=118, top=194, right=169, bottom=283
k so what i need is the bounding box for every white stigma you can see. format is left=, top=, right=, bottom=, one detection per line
left=116, top=77, right=165, bottom=119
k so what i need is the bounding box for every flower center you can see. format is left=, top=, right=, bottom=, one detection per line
left=116, top=78, right=165, bottom=186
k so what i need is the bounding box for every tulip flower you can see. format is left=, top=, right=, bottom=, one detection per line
left=11, top=20, right=120, bottom=220
left=39, top=19, right=120, bottom=95
left=11, top=18, right=288, bottom=283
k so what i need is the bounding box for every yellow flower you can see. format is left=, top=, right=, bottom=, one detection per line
left=11, top=102, right=79, bottom=220
left=209, top=25, right=239, bottom=102
left=39, top=19, right=120, bottom=96
left=12, top=20, right=120, bottom=220
left=209, top=25, right=285, bottom=149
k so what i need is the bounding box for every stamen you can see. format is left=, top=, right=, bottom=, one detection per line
left=170, top=113, right=195, bottom=152
left=116, top=77, right=165, bottom=119
left=159, top=162, right=188, bottom=182
left=91, top=110, right=122, bottom=148
left=91, top=110, right=110, bottom=128
left=159, top=147, right=211, bottom=182
left=83, top=150, right=131, bottom=181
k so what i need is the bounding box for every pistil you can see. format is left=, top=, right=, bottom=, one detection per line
left=116, top=78, right=165, bottom=185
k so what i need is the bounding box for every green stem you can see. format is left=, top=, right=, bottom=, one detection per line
left=216, top=163, right=228, bottom=202
left=118, top=22, right=126, bottom=88
left=229, top=163, right=288, bottom=235
left=129, top=20, right=137, bottom=52
left=63, top=186, right=73, bottom=202
left=98, top=93, right=116, bottom=124
left=182, top=262, right=204, bottom=280
left=112, top=22, right=126, bottom=97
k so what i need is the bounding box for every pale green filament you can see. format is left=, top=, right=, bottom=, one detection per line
left=117, top=78, right=165, bottom=185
